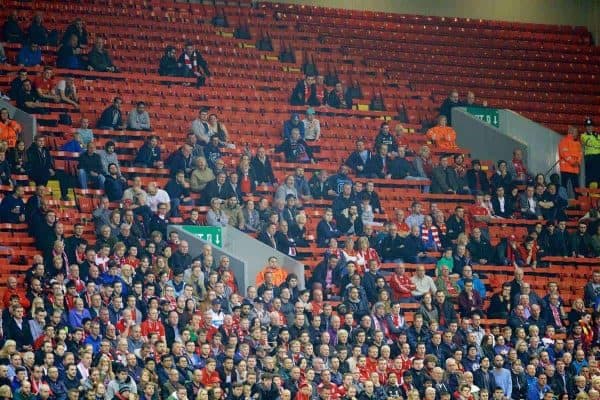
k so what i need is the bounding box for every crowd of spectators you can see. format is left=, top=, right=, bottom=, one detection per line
left=0, top=8, right=599, bottom=400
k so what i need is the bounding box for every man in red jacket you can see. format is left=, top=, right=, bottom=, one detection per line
left=389, top=264, right=416, bottom=303
left=2, top=276, right=30, bottom=310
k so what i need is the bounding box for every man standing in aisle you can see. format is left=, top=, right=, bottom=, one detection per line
left=558, top=125, right=582, bottom=197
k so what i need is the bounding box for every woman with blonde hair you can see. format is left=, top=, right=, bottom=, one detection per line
left=355, top=236, right=380, bottom=272
left=0, top=340, right=16, bottom=364
left=97, top=355, right=115, bottom=385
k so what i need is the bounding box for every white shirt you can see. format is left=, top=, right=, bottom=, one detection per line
left=498, top=197, right=506, bottom=212
left=146, top=189, right=170, bottom=212
left=527, top=197, right=536, bottom=213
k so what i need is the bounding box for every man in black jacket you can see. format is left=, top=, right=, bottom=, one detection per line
left=345, top=139, right=372, bottom=177
left=3, top=305, right=33, bottom=350
left=159, top=45, right=179, bottom=76
left=439, top=90, right=461, bottom=126
left=446, top=206, right=466, bottom=243
left=97, top=97, right=124, bottom=129
left=290, top=75, right=317, bottom=106
left=26, top=135, right=55, bottom=186
left=390, top=146, right=418, bottom=180
left=177, top=41, right=210, bottom=87
left=78, top=142, right=105, bottom=190
left=250, top=146, right=276, bottom=186
left=467, top=228, right=494, bottom=265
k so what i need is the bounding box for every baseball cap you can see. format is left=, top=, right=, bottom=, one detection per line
left=306, top=107, right=315, bottom=115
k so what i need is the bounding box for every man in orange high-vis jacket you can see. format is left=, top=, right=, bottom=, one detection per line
left=255, top=256, right=288, bottom=286
left=426, top=115, right=458, bottom=151
left=0, top=108, right=22, bottom=148
left=559, top=125, right=582, bottom=196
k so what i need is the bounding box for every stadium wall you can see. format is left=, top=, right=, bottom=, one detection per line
left=264, top=0, right=600, bottom=42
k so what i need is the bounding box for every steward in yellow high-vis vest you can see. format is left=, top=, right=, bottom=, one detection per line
left=581, top=118, right=600, bottom=186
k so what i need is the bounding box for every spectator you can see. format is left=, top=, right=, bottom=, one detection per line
left=87, top=36, right=117, bottom=72
left=127, top=101, right=152, bottom=131
left=159, top=45, right=179, bottom=76
left=73, top=117, right=94, bottom=146
left=28, top=13, right=56, bottom=46
left=97, top=97, right=125, bottom=130
left=326, top=82, right=351, bottom=109
left=146, top=182, right=170, bottom=213
left=430, top=155, right=459, bottom=194
left=539, top=183, right=568, bottom=222
left=9, top=69, right=28, bottom=100
left=439, top=90, right=460, bottom=126
left=60, top=128, right=81, bottom=153
left=507, top=148, right=530, bottom=185
left=345, top=139, right=371, bottom=177
left=134, top=135, right=162, bottom=168
left=250, top=146, right=276, bottom=186
left=54, top=75, right=79, bottom=107
left=26, top=135, right=55, bottom=187
left=292, top=167, right=311, bottom=201
left=367, top=92, right=384, bottom=112
left=519, top=185, right=542, bottom=220
left=207, top=114, right=231, bottom=146
left=490, top=160, right=513, bottom=192
left=0, top=108, right=22, bottom=148
left=453, top=154, right=471, bottom=194
left=16, top=79, right=46, bottom=114
left=466, top=160, right=490, bottom=193
left=491, top=186, right=513, bottom=219
left=164, top=170, right=192, bottom=217
left=403, top=225, right=436, bottom=264
left=166, top=144, right=194, bottom=178
left=374, top=122, right=398, bottom=155
left=222, top=195, right=244, bottom=230
left=61, top=18, right=88, bottom=46
left=177, top=41, right=210, bottom=87
left=366, top=143, right=391, bottom=179
left=104, top=163, right=127, bottom=202
left=17, top=42, right=42, bottom=67
left=290, top=75, right=317, bottom=106
left=56, top=34, right=83, bottom=70
left=570, top=222, right=593, bottom=258
left=190, top=107, right=211, bottom=144
left=202, top=171, right=234, bottom=205
left=426, top=116, right=458, bottom=151
left=302, top=108, right=321, bottom=142
left=190, top=156, right=215, bottom=193
left=257, top=221, right=278, bottom=249
left=96, top=140, right=119, bottom=175
left=0, top=185, right=25, bottom=223
left=390, top=146, right=424, bottom=181
left=204, top=135, right=222, bottom=171
left=283, top=113, right=305, bottom=140
left=275, top=128, right=315, bottom=164
left=3, top=11, right=24, bottom=43
left=32, top=66, right=60, bottom=103
left=77, top=142, right=105, bottom=190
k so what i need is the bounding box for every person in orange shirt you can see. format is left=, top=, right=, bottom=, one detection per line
left=256, top=256, right=288, bottom=286
left=559, top=125, right=582, bottom=196
left=426, top=115, right=458, bottom=151
left=33, top=66, right=60, bottom=103
left=0, top=108, right=22, bottom=148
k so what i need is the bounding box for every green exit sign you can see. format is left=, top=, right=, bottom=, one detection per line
left=466, top=106, right=500, bottom=128
left=181, top=226, right=222, bottom=248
